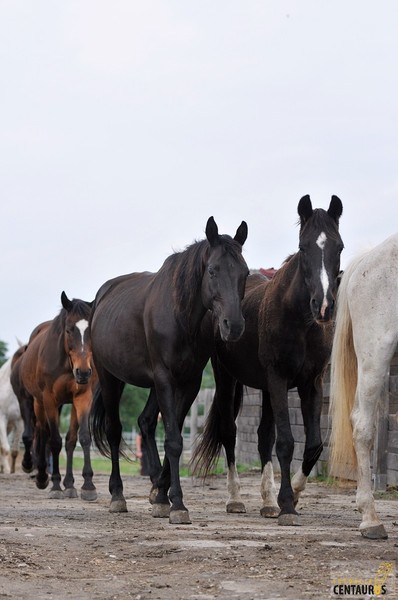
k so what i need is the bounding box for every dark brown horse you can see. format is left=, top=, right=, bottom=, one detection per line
left=12, top=292, right=97, bottom=500
left=192, top=196, right=344, bottom=526
left=90, top=217, right=248, bottom=524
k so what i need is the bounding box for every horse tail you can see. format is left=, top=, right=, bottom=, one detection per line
left=90, top=385, right=111, bottom=458
left=90, top=384, right=131, bottom=461
left=191, top=381, right=244, bottom=479
left=328, top=262, right=358, bottom=476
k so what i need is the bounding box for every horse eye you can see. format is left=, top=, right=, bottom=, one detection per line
left=208, top=266, right=215, bottom=277
left=299, top=245, right=305, bottom=253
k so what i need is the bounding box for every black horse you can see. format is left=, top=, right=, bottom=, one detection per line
left=192, top=196, right=343, bottom=525
left=90, top=217, right=249, bottom=524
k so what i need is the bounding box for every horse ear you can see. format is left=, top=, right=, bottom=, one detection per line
left=328, top=195, right=343, bottom=223
left=205, top=216, right=219, bottom=246
left=61, top=291, right=73, bottom=312
left=234, top=221, right=248, bottom=246
left=297, top=195, right=313, bottom=223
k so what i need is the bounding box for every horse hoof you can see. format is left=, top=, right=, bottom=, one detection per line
left=63, top=487, right=78, bottom=499
left=169, top=509, right=191, bottom=525
left=260, top=506, right=280, bottom=518
left=226, top=501, right=246, bottom=513
left=48, top=490, right=64, bottom=499
left=152, top=503, right=171, bottom=518
left=360, top=524, right=388, bottom=540
left=109, top=499, right=128, bottom=513
left=36, top=478, right=49, bottom=490
left=278, top=513, right=300, bottom=526
left=22, top=463, right=34, bottom=474
left=149, top=487, right=158, bottom=504
left=81, top=489, right=98, bottom=502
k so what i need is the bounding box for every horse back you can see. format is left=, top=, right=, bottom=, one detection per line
left=17, top=324, right=52, bottom=399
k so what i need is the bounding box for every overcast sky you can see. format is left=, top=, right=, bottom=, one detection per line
left=1, top=1, right=398, bottom=357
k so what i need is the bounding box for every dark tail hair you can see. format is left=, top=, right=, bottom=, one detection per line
left=191, top=381, right=244, bottom=479
left=90, top=385, right=111, bottom=458
left=89, top=384, right=131, bottom=461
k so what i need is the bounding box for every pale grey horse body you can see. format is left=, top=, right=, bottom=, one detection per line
left=329, top=233, right=398, bottom=539
left=0, top=356, right=24, bottom=473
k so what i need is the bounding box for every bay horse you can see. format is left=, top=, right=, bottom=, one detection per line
left=329, top=233, right=398, bottom=540
left=192, top=196, right=343, bottom=526
left=90, top=217, right=249, bottom=524
left=13, top=292, right=98, bottom=500
left=0, top=355, right=24, bottom=473
left=10, top=325, right=49, bottom=474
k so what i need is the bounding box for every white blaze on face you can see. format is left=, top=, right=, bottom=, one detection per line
left=316, top=232, right=329, bottom=317
left=76, top=319, right=89, bottom=352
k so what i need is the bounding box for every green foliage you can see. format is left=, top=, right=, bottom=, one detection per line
left=0, top=340, right=8, bottom=367
left=59, top=405, right=72, bottom=433
left=120, top=384, right=150, bottom=432
left=201, top=360, right=215, bottom=388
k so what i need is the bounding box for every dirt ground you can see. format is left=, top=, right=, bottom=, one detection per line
left=0, top=466, right=397, bottom=600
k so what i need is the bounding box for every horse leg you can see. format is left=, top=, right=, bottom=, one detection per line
left=63, top=405, right=79, bottom=498
left=352, top=362, right=389, bottom=539
left=138, top=389, right=167, bottom=511
left=20, top=396, right=35, bottom=473
left=0, top=415, right=11, bottom=474
left=217, top=366, right=246, bottom=514
left=10, top=417, right=24, bottom=474
left=43, top=397, right=63, bottom=499
left=154, top=376, right=203, bottom=524
left=268, top=374, right=298, bottom=526
left=97, top=372, right=127, bottom=513
left=75, top=395, right=97, bottom=502
left=258, top=390, right=279, bottom=518
left=291, top=379, right=324, bottom=506
left=33, top=399, right=50, bottom=489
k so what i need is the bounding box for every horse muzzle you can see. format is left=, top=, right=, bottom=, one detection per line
left=311, top=295, right=335, bottom=323
left=219, top=317, right=245, bottom=342
left=74, top=368, right=93, bottom=385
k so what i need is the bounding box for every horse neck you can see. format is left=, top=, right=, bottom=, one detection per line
left=271, top=254, right=311, bottom=316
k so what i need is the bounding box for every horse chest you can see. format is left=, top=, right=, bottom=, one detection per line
left=171, top=346, right=201, bottom=381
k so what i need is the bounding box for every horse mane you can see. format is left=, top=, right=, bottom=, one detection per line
left=165, top=235, right=243, bottom=334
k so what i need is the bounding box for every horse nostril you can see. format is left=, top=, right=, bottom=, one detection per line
left=223, top=319, right=230, bottom=331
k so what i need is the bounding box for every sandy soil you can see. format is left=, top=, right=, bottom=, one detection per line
left=0, top=468, right=397, bottom=599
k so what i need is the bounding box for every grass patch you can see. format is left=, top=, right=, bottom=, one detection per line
left=58, top=454, right=141, bottom=476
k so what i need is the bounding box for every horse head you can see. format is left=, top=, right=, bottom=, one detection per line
left=61, top=291, right=94, bottom=385
left=297, top=195, right=344, bottom=323
left=202, top=216, right=249, bottom=342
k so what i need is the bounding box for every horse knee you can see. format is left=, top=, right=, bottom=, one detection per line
left=353, top=424, right=374, bottom=450
left=164, top=436, right=183, bottom=458
left=275, top=434, right=294, bottom=460
left=79, top=432, right=91, bottom=448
